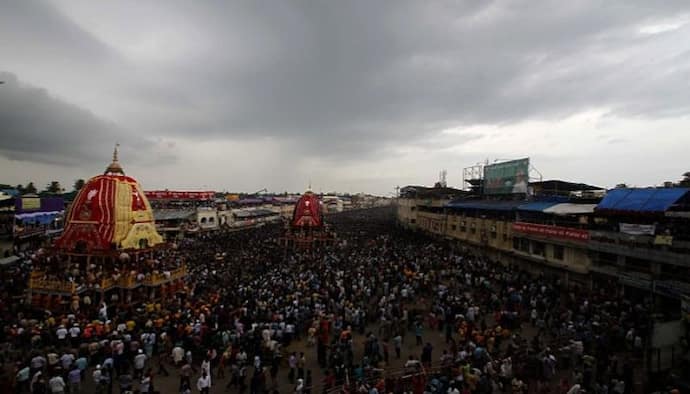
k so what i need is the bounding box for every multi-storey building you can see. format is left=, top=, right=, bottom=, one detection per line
left=397, top=184, right=690, bottom=312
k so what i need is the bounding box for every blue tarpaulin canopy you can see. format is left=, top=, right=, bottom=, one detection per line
left=596, top=188, right=689, bottom=213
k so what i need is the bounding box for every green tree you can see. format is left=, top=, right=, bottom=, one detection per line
left=24, top=182, right=37, bottom=194
left=73, top=179, right=86, bottom=191
left=45, top=181, right=62, bottom=194
left=680, top=172, right=690, bottom=187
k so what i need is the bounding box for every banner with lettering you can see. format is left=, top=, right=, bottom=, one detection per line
left=619, top=223, right=655, bottom=235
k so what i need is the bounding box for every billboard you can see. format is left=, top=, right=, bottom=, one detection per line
left=144, top=191, right=215, bottom=200
left=483, top=158, right=529, bottom=195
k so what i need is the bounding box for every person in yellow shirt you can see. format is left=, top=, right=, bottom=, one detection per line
left=126, top=320, right=136, bottom=332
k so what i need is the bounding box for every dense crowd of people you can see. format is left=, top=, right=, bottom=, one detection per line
left=0, top=207, right=686, bottom=393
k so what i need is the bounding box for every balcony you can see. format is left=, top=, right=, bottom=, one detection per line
left=29, top=264, right=188, bottom=294
left=28, top=276, right=77, bottom=294
left=589, top=231, right=690, bottom=267
left=142, top=266, right=187, bottom=286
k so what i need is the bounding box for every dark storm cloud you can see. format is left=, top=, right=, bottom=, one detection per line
left=0, top=72, right=167, bottom=167
left=2, top=0, right=690, bottom=167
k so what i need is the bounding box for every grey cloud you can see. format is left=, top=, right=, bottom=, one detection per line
left=2, top=0, right=690, bottom=190
left=108, top=1, right=690, bottom=142
left=0, top=72, right=174, bottom=168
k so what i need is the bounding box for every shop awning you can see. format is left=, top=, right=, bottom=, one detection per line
left=543, top=203, right=597, bottom=215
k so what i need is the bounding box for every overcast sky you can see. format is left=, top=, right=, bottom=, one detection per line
left=1, top=1, right=690, bottom=195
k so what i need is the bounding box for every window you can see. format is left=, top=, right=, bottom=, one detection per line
left=503, top=233, right=508, bottom=242
left=520, top=238, right=530, bottom=252
left=410, top=219, right=416, bottom=224
left=553, top=245, right=564, bottom=260
left=532, top=241, right=545, bottom=256
left=451, top=224, right=457, bottom=231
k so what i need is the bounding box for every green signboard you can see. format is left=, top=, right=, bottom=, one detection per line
left=483, top=158, right=529, bottom=195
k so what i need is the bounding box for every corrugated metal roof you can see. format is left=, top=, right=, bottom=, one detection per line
left=154, top=209, right=195, bottom=221
left=516, top=201, right=561, bottom=212
left=233, top=209, right=278, bottom=218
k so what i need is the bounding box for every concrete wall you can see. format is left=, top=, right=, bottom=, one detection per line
left=396, top=197, right=591, bottom=276
left=196, top=208, right=219, bottom=230
left=396, top=198, right=418, bottom=229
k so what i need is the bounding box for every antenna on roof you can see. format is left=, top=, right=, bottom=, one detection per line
left=438, top=169, right=447, bottom=188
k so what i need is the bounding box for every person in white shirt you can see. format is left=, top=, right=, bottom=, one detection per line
left=98, top=302, right=108, bottom=321
left=92, top=365, right=102, bottom=386
left=197, top=371, right=211, bottom=394
left=295, top=378, right=304, bottom=394
left=201, top=357, right=212, bottom=386
left=69, top=324, right=81, bottom=338
left=56, top=326, right=68, bottom=343
left=48, top=375, right=66, bottom=394
left=134, top=349, right=147, bottom=378
left=172, top=345, right=184, bottom=365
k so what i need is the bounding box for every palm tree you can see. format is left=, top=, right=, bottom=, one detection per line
left=46, top=181, right=62, bottom=194
left=73, top=179, right=86, bottom=191
left=24, top=182, right=37, bottom=194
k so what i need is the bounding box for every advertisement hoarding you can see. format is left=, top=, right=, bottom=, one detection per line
left=144, top=191, right=215, bottom=200
left=483, top=158, right=530, bottom=195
